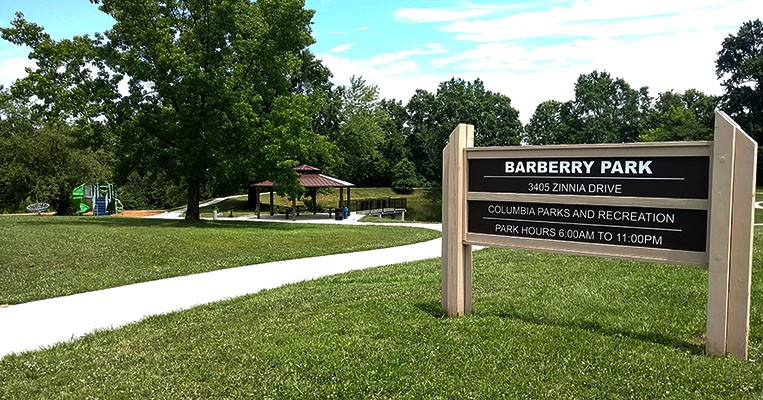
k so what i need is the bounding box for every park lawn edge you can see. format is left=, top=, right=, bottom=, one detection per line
left=1, top=230, right=761, bottom=398
left=0, top=216, right=440, bottom=304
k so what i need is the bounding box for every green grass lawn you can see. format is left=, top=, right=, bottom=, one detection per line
left=1, top=228, right=761, bottom=398
left=0, top=216, right=440, bottom=304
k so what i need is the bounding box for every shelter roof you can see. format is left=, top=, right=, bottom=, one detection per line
left=251, top=165, right=354, bottom=188
left=294, top=164, right=321, bottom=174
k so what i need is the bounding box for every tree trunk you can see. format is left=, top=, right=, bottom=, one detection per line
left=53, top=192, right=73, bottom=215
left=185, top=175, right=201, bottom=221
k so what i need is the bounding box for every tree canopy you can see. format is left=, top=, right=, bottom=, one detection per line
left=523, top=100, right=574, bottom=145
left=332, top=76, right=386, bottom=186
left=406, top=78, right=522, bottom=183
left=524, top=72, right=716, bottom=146
left=639, top=90, right=716, bottom=142
left=717, top=19, right=763, bottom=155
left=2, top=0, right=329, bottom=220
left=2, top=10, right=762, bottom=212
left=0, top=94, right=110, bottom=214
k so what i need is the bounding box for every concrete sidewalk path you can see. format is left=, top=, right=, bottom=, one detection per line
left=0, top=235, right=442, bottom=359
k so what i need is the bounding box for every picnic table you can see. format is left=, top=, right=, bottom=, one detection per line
left=284, top=206, right=301, bottom=219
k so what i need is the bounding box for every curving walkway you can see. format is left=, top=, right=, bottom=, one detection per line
left=0, top=211, right=443, bottom=359
left=145, top=195, right=243, bottom=220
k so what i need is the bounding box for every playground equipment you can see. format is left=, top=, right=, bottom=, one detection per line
left=25, top=202, right=50, bottom=214
left=71, top=183, right=124, bottom=216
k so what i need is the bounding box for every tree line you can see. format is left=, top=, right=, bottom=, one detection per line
left=0, top=1, right=760, bottom=221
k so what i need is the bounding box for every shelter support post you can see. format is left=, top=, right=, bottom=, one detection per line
left=441, top=124, right=474, bottom=317
left=255, top=187, right=260, bottom=219
left=270, top=190, right=274, bottom=216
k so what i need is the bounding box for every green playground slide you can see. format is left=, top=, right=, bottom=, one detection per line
left=77, top=202, right=90, bottom=214
left=72, top=184, right=89, bottom=214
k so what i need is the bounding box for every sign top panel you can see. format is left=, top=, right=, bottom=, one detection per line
left=468, top=153, right=710, bottom=200
left=467, top=141, right=712, bottom=158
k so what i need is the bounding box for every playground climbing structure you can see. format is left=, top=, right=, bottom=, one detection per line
left=71, top=183, right=124, bottom=216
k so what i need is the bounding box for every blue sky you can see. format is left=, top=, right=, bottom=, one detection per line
left=1, top=0, right=758, bottom=122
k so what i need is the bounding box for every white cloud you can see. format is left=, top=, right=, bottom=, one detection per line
left=360, top=0, right=750, bottom=123
left=0, top=56, right=34, bottom=88
left=318, top=42, right=448, bottom=82
left=328, top=42, right=358, bottom=53
left=365, top=43, right=447, bottom=67
left=394, top=3, right=519, bottom=23
left=441, top=0, right=754, bottom=42
left=430, top=40, right=592, bottom=72
left=325, top=26, right=369, bottom=36
left=317, top=43, right=447, bottom=79
left=317, top=43, right=451, bottom=100
left=395, top=8, right=495, bottom=23
left=424, top=26, right=729, bottom=122
left=319, top=21, right=730, bottom=124
left=321, top=25, right=725, bottom=123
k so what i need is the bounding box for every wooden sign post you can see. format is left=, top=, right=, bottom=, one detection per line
left=441, top=111, right=756, bottom=359
left=442, top=124, right=473, bottom=316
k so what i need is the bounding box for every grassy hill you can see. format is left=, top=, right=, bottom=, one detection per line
left=1, top=228, right=761, bottom=398
left=0, top=216, right=439, bottom=304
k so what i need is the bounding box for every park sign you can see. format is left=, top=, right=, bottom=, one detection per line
left=441, top=111, right=756, bottom=359
left=468, top=151, right=710, bottom=261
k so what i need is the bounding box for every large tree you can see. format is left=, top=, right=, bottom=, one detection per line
left=332, top=76, right=386, bottom=186
left=524, top=74, right=716, bottom=146
left=523, top=100, right=575, bottom=145
left=2, top=0, right=327, bottom=220
left=378, top=98, right=415, bottom=187
left=639, top=89, right=716, bottom=142
left=566, top=70, right=648, bottom=144
left=717, top=19, right=763, bottom=139
left=716, top=19, right=763, bottom=183
left=406, top=78, right=522, bottom=183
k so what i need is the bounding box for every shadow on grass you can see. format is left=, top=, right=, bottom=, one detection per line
left=414, top=300, right=703, bottom=355
left=496, top=310, right=704, bottom=355
left=12, top=216, right=317, bottom=231
left=416, top=301, right=446, bottom=318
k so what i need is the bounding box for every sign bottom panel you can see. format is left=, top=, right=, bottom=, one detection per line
left=467, top=200, right=707, bottom=252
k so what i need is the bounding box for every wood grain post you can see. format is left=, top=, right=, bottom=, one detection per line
left=706, top=112, right=736, bottom=356
left=442, top=124, right=474, bottom=316
left=726, top=112, right=756, bottom=359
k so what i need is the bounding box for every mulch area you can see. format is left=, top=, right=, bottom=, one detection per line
left=1, top=210, right=165, bottom=218
left=117, top=210, right=165, bottom=218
